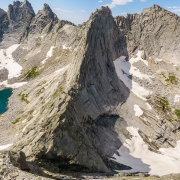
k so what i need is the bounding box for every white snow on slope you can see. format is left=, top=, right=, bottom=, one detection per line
left=130, top=51, right=148, bottom=66
left=134, top=104, right=143, bottom=117
left=114, top=53, right=151, bottom=100
left=0, top=44, right=22, bottom=79
left=0, top=144, right=13, bottom=151
left=174, top=95, right=180, bottom=103
left=41, top=46, right=55, bottom=64
left=0, top=81, right=27, bottom=88
left=146, top=103, right=152, bottom=110
left=54, top=65, right=69, bottom=74
left=112, top=127, right=180, bottom=176
left=63, top=45, right=72, bottom=50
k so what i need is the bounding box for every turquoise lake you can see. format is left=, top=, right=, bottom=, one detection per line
left=0, top=88, right=12, bottom=114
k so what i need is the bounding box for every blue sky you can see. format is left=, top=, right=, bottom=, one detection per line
left=1, top=0, right=180, bottom=25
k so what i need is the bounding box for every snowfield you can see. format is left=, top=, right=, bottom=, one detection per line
left=112, top=127, right=180, bottom=176
left=0, top=80, right=27, bottom=88
left=114, top=52, right=152, bottom=100
left=0, top=44, right=27, bottom=88
left=0, top=44, right=22, bottom=79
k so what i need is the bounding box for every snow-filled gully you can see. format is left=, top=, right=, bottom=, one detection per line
left=113, top=51, right=180, bottom=176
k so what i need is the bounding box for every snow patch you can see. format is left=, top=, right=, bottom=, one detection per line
left=63, top=45, right=72, bottom=50
left=146, top=103, right=152, bottom=110
left=134, top=104, right=143, bottom=117
left=22, top=119, right=27, bottom=124
left=114, top=55, right=151, bottom=100
left=130, top=51, right=148, bottom=66
left=41, top=46, right=55, bottom=64
left=0, top=144, right=13, bottom=151
left=112, top=127, right=180, bottom=176
left=22, top=127, right=26, bottom=132
left=174, top=95, right=180, bottom=103
left=156, top=58, right=162, bottom=62
left=0, top=81, right=27, bottom=89
left=0, top=44, right=23, bottom=79
left=54, top=65, right=69, bottom=74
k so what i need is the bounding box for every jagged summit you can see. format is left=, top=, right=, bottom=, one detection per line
left=7, top=0, right=35, bottom=25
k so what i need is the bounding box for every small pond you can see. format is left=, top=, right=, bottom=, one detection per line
left=0, top=88, right=12, bottom=114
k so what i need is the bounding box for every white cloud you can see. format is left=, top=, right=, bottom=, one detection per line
left=140, top=0, right=146, bottom=2
left=53, top=8, right=74, bottom=13
left=167, top=6, right=180, bottom=15
left=121, top=12, right=127, bottom=16
left=81, top=10, right=86, bottom=12
left=106, top=0, right=133, bottom=8
left=172, top=8, right=180, bottom=13
left=98, top=0, right=103, bottom=2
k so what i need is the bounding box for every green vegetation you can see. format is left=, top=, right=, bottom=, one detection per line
left=53, top=85, right=63, bottom=98
left=24, top=66, right=39, bottom=79
left=157, top=97, right=171, bottom=111
left=175, top=109, right=180, bottom=119
left=163, top=73, right=178, bottom=85
left=18, top=93, right=29, bottom=104
left=35, top=37, right=41, bottom=46
left=12, top=117, right=21, bottom=124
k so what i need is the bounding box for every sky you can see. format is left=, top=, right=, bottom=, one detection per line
left=1, top=0, right=180, bottom=25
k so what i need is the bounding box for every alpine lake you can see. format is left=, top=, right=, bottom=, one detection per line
left=0, top=88, right=12, bottom=114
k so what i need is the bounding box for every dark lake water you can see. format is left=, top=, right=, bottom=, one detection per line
left=0, top=88, right=12, bottom=114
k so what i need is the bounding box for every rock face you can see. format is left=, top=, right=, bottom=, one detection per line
left=10, top=6, right=130, bottom=173
left=115, top=4, right=180, bottom=63
left=28, top=4, right=58, bottom=36
left=0, top=0, right=35, bottom=48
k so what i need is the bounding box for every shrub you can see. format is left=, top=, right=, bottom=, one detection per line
left=24, top=66, right=39, bottom=79
left=18, top=93, right=29, bottom=104
left=164, top=73, right=178, bottom=85
left=12, top=118, right=21, bottom=124
left=175, top=109, right=180, bottom=119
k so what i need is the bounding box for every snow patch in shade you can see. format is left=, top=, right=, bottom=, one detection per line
left=112, top=127, right=180, bottom=176
left=114, top=54, right=152, bottom=100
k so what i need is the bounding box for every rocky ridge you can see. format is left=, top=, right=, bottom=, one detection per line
left=0, top=0, right=180, bottom=179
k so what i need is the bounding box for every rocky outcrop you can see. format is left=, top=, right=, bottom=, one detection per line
left=115, top=5, right=180, bottom=63
left=10, top=6, right=130, bottom=173
left=7, top=0, right=35, bottom=26
left=0, top=0, right=35, bottom=48
left=114, top=14, right=139, bottom=31
left=28, top=4, right=59, bottom=36
left=0, top=12, right=9, bottom=42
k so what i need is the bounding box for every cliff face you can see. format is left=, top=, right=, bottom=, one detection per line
left=9, top=6, right=130, bottom=173
left=0, top=0, right=35, bottom=48
left=115, top=5, right=180, bottom=64
left=28, top=4, right=58, bottom=36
